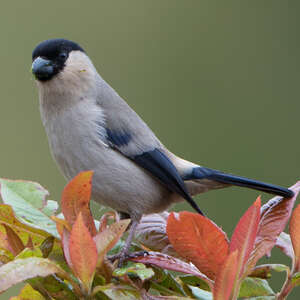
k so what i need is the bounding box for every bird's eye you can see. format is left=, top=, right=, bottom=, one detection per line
left=59, top=52, right=67, bottom=60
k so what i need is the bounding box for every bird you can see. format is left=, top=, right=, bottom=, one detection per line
left=31, top=38, right=294, bottom=263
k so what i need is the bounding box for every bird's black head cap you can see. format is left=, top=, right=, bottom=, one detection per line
left=32, top=38, right=85, bottom=61
left=32, top=39, right=85, bottom=81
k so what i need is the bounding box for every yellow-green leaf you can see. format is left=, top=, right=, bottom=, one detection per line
left=0, top=179, right=58, bottom=238
left=10, top=283, right=45, bottom=300
left=0, top=257, right=63, bottom=292
left=239, top=277, right=274, bottom=298
left=0, top=205, right=51, bottom=249
left=15, top=247, right=43, bottom=259
left=113, top=263, right=154, bottom=281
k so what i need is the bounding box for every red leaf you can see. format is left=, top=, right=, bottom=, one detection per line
left=166, top=211, right=229, bottom=279
left=229, top=197, right=261, bottom=279
left=246, top=182, right=300, bottom=273
left=62, top=227, right=72, bottom=269
left=3, top=225, right=25, bottom=256
left=290, top=204, right=300, bottom=271
left=136, top=212, right=179, bottom=258
left=129, top=251, right=213, bottom=289
left=93, top=219, right=130, bottom=267
left=69, top=212, right=97, bottom=292
left=61, top=171, right=97, bottom=236
left=213, top=250, right=238, bottom=300
left=275, top=232, right=294, bottom=260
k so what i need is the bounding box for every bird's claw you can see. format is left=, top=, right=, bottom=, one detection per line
left=108, top=250, right=149, bottom=267
left=128, top=250, right=149, bottom=259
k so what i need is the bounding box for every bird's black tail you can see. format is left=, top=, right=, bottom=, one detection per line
left=187, top=167, right=294, bottom=198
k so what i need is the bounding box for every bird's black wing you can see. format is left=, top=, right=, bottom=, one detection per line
left=104, top=127, right=204, bottom=215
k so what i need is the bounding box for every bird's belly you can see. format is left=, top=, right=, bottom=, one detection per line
left=46, top=121, right=174, bottom=219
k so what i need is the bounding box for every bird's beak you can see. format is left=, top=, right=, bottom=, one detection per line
left=31, top=57, right=54, bottom=81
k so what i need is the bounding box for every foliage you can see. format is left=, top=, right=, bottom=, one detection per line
left=0, top=172, right=299, bottom=299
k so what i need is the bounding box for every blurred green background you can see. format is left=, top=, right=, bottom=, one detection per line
left=0, top=1, right=298, bottom=298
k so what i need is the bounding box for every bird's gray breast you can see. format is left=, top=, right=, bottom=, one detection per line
left=41, top=99, right=106, bottom=177
left=41, top=100, right=173, bottom=217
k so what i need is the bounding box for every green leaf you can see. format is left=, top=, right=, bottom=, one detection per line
left=29, top=275, right=77, bottom=300
left=188, top=287, right=212, bottom=300
left=150, top=268, right=187, bottom=296
left=292, top=272, right=300, bottom=286
left=42, top=200, right=58, bottom=216
left=0, top=257, right=64, bottom=292
left=93, top=284, right=141, bottom=299
left=0, top=248, right=13, bottom=264
left=239, top=277, right=274, bottom=298
left=249, top=265, right=272, bottom=279
left=0, top=179, right=58, bottom=237
left=113, top=262, right=154, bottom=281
left=267, top=264, right=290, bottom=273
left=250, top=263, right=290, bottom=278
left=10, top=283, right=45, bottom=300
left=243, top=297, right=276, bottom=300
left=15, top=247, right=43, bottom=259
left=39, top=236, right=55, bottom=258
left=129, top=251, right=213, bottom=289
left=179, top=275, right=210, bottom=291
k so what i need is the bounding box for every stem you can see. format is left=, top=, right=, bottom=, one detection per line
left=277, top=266, right=294, bottom=300
left=231, top=282, right=240, bottom=300
left=57, top=270, right=84, bottom=298
left=277, top=276, right=294, bottom=300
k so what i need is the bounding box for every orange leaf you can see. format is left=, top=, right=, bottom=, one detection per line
left=51, top=216, right=71, bottom=239
left=166, top=211, right=229, bottom=279
left=213, top=250, right=238, bottom=300
left=94, top=219, right=130, bottom=267
left=69, top=212, right=97, bottom=292
left=290, top=204, right=300, bottom=271
left=3, top=225, right=25, bottom=256
left=246, top=181, right=300, bottom=273
left=229, top=197, right=261, bottom=279
left=61, top=171, right=97, bottom=236
left=98, top=211, right=118, bottom=233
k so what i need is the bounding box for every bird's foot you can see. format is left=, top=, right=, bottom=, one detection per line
left=108, top=250, right=149, bottom=267
left=128, top=250, right=149, bottom=259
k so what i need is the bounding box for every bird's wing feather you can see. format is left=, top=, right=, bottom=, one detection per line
left=104, top=126, right=204, bottom=215
left=183, top=166, right=294, bottom=198
left=96, top=88, right=204, bottom=214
